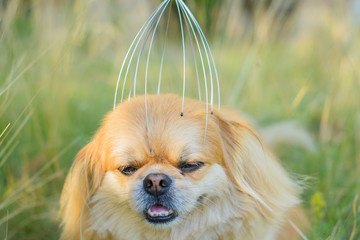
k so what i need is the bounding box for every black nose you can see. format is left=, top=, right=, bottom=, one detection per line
left=143, top=173, right=172, bottom=196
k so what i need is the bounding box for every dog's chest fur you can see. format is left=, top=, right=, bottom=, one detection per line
left=86, top=217, right=277, bottom=240
left=85, top=193, right=280, bottom=240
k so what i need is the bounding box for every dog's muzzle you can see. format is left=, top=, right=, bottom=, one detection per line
left=142, top=173, right=177, bottom=224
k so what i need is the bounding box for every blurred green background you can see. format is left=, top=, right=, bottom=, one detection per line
left=1, top=0, right=359, bottom=239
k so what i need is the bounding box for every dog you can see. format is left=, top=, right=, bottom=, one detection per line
left=60, top=95, right=308, bottom=240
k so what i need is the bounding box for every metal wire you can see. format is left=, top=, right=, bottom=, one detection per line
left=178, top=1, right=209, bottom=143
left=179, top=0, right=216, bottom=114
left=114, top=0, right=221, bottom=143
left=145, top=0, right=171, bottom=133
left=176, top=0, right=186, bottom=117
left=157, top=2, right=172, bottom=95
left=114, top=0, right=169, bottom=110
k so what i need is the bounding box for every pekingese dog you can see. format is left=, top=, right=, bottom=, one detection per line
left=60, top=95, right=307, bottom=240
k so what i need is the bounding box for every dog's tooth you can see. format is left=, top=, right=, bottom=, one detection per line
left=147, top=208, right=173, bottom=218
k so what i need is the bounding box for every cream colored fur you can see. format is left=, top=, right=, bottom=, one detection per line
left=60, top=95, right=307, bottom=240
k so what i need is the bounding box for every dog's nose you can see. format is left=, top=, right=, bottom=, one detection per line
left=143, top=173, right=172, bottom=196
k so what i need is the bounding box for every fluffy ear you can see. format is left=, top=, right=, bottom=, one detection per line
left=216, top=113, right=300, bottom=221
left=60, top=138, right=105, bottom=240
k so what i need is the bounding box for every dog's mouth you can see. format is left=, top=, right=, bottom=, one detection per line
left=145, top=205, right=177, bottom=224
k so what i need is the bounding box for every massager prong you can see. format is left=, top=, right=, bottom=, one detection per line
left=123, top=0, right=167, bottom=102
left=196, top=18, right=220, bottom=111
left=114, top=0, right=168, bottom=109
left=180, top=0, right=213, bottom=115
left=181, top=0, right=220, bottom=111
left=179, top=1, right=208, bottom=108
left=130, top=0, right=170, bottom=100
left=179, top=1, right=209, bottom=144
left=128, top=13, right=157, bottom=100
left=182, top=2, right=201, bottom=102
left=114, top=0, right=220, bottom=144
left=175, top=0, right=186, bottom=117
left=158, top=1, right=172, bottom=95
left=145, top=0, right=171, bottom=134
left=180, top=2, right=212, bottom=114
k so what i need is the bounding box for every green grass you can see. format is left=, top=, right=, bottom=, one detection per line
left=1, top=0, right=359, bottom=239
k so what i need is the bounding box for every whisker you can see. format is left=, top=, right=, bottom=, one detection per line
left=91, top=197, right=131, bottom=207
left=199, top=195, right=217, bottom=206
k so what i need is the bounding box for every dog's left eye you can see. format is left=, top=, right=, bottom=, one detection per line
left=119, top=166, right=138, bottom=176
left=179, top=162, right=204, bottom=173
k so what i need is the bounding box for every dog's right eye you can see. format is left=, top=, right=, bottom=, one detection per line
left=119, top=166, right=138, bottom=176
left=178, top=162, right=204, bottom=173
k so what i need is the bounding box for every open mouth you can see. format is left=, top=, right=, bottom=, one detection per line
left=145, top=205, right=177, bottom=224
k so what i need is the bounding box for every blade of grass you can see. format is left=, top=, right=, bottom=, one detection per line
left=25, top=170, right=63, bottom=195
left=6, top=212, right=54, bottom=239
left=0, top=0, right=20, bottom=43
left=0, top=110, right=32, bottom=160
left=5, top=210, right=8, bottom=240
left=320, top=98, right=331, bottom=143
left=0, top=138, right=79, bottom=211
left=0, top=45, right=52, bottom=97
left=0, top=94, right=14, bottom=117
left=0, top=86, right=40, bottom=147
left=0, top=203, right=41, bottom=226
left=288, top=219, right=309, bottom=240
left=327, top=222, right=339, bottom=240
left=0, top=170, right=63, bottom=231
left=349, top=195, right=359, bottom=240
left=0, top=56, right=25, bottom=97
left=0, top=141, right=18, bottom=168
left=292, top=86, right=308, bottom=110
left=0, top=123, right=10, bottom=140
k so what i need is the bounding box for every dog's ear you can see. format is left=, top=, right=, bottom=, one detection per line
left=216, top=113, right=300, bottom=220
left=60, top=138, right=105, bottom=240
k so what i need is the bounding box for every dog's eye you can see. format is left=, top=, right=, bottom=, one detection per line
left=179, top=162, right=204, bottom=173
left=119, top=166, right=138, bottom=175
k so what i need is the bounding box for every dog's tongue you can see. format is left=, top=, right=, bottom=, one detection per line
left=150, top=205, right=170, bottom=213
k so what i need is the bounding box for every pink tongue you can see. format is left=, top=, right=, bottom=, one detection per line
left=150, top=205, right=170, bottom=213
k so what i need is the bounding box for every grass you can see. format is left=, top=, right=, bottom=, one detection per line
left=1, top=0, right=359, bottom=239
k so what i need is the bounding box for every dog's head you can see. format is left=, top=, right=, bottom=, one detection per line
left=60, top=95, right=299, bottom=239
